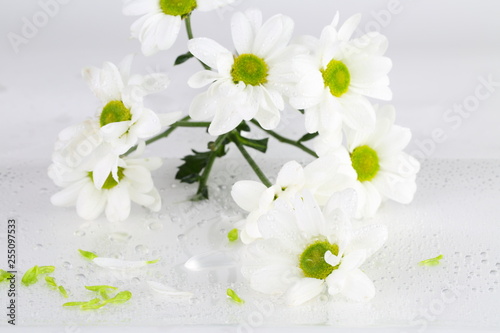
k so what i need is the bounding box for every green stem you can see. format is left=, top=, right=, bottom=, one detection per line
left=174, top=121, right=210, bottom=128
left=250, top=119, right=318, bottom=158
left=230, top=132, right=272, bottom=187
left=194, top=134, right=228, bottom=200
left=185, top=14, right=211, bottom=70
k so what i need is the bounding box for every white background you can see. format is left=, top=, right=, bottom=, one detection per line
left=1, top=0, right=500, bottom=162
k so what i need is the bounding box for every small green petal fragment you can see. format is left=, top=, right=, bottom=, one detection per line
left=45, top=276, right=57, bottom=288
left=145, top=259, right=160, bottom=265
left=81, top=299, right=106, bottom=311
left=418, top=254, right=444, bottom=267
left=0, top=269, right=12, bottom=282
left=63, top=301, right=87, bottom=307
left=78, top=249, right=98, bottom=261
left=227, top=229, right=239, bottom=242
left=226, top=288, right=244, bottom=304
left=105, top=291, right=132, bottom=304
left=39, top=266, right=55, bottom=274
left=85, top=285, right=117, bottom=299
left=22, top=266, right=39, bottom=286
left=59, top=286, right=69, bottom=298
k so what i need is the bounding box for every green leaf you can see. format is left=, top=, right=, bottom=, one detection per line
left=227, top=229, right=239, bottom=242
left=238, top=136, right=269, bottom=153
left=39, top=266, right=55, bottom=274
left=298, top=132, right=318, bottom=143
left=226, top=288, right=244, bottom=304
left=175, top=150, right=211, bottom=184
left=63, top=301, right=87, bottom=307
left=78, top=249, right=98, bottom=261
left=236, top=121, right=251, bottom=132
left=45, top=276, right=57, bottom=288
left=105, top=290, right=132, bottom=304
left=418, top=254, right=444, bottom=267
left=59, top=286, right=69, bottom=298
left=22, top=266, right=39, bottom=286
left=145, top=259, right=160, bottom=265
left=174, top=51, right=194, bottom=66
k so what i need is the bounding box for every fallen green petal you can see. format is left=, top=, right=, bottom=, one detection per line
left=22, top=266, right=39, bottom=286
left=0, top=269, right=13, bottom=282
left=227, top=229, right=239, bottom=242
left=105, top=290, right=132, bottom=304
left=38, top=266, right=55, bottom=274
left=59, top=286, right=69, bottom=298
left=63, top=301, right=87, bottom=307
left=226, top=288, right=244, bottom=304
left=419, top=254, right=444, bottom=267
left=81, top=299, right=106, bottom=310
left=85, top=285, right=118, bottom=300
left=145, top=259, right=160, bottom=265
left=45, top=276, right=57, bottom=288
left=78, top=249, right=98, bottom=261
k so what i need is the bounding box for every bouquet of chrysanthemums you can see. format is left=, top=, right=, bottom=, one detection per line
left=48, top=1, right=420, bottom=306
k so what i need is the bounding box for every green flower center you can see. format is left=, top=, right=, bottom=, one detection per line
left=350, top=145, right=380, bottom=182
left=231, top=54, right=269, bottom=86
left=159, top=0, right=197, bottom=17
left=100, top=101, right=132, bottom=127
left=88, top=167, right=125, bottom=190
left=321, top=59, right=350, bottom=97
left=299, top=240, right=340, bottom=280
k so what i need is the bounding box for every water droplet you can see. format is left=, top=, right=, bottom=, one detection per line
left=148, top=222, right=163, bottom=231
left=76, top=274, right=86, bottom=281
left=490, top=270, right=498, bottom=276
left=488, top=287, right=494, bottom=293
left=33, top=244, right=43, bottom=250
left=135, top=244, right=149, bottom=255
left=481, top=259, right=488, bottom=264
left=480, top=251, right=487, bottom=257
left=109, top=232, right=131, bottom=243
left=63, top=261, right=72, bottom=270
left=74, top=230, right=85, bottom=237
left=131, top=277, right=141, bottom=284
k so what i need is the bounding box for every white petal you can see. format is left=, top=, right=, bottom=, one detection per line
left=285, top=278, right=325, bottom=306
left=231, top=11, right=254, bottom=54
left=276, top=161, right=304, bottom=188
left=76, top=183, right=106, bottom=220
left=188, top=70, right=221, bottom=88
left=208, top=101, right=244, bottom=135
left=325, top=269, right=348, bottom=296
left=184, top=251, right=236, bottom=271
left=92, top=153, right=119, bottom=189
left=155, top=15, right=182, bottom=51
left=356, top=181, right=382, bottom=219
left=253, top=105, right=281, bottom=130
left=157, top=111, right=183, bottom=127
left=131, top=108, right=162, bottom=138
left=188, top=38, right=231, bottom=69
left=100, top=121, right=130, bottom=141
left=372, top=170, right=417, bottom=204
left=254, top=14, right=294, bottom=58
left=123, top=165, right=154, bottom=192
left=145, top=187, right=162, bottom=212
left=338, top=14, right=361, bottom=41
left=50, top=179, right=87, bottom=207
left=339, top=94, right=375, bottom=133
left=340, top=269, right=376, bottom=302
left=189, top=92, right=217, bottom=120
left=105, top=185, right=131, bottom=222
left=139, top=14, right=163, bottom=56
left=324, top=251, right=341, bottom=267
left=197, top=0, right=234, bottom=11
left=147, top=281, right=193, bottom=297
left=93, top=257, right=157, bottom=270
left=231, top=180, right=268, bottom=212
left=346, top=224, right=388, bottom=258
left=339, top=250, right=366, bottom=271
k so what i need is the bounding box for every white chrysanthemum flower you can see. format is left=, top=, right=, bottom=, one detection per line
left=123, top=0, right=236, bottom=56
left=241, top=191, right=387, bottom=306
left=187, top=9, right=297, bottom=135
left=49, top=155, right=162, bottom=222
left=231, top=159, right=356, bottom=244
left=289, top=13, right=392, bottom=143
left=231, top=161, right=305, bottom=244
left=343, top=104, right=420, bottom=218
left=82, top=55, right=181, bottom=154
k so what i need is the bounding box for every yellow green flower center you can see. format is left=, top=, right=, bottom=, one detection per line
left=321, top=59, right=350, bottom=97
left=159, top=0, right=197, bottom=17
left=299, top=240, right=339, bottom=280
left=231, top=54, right=269, bottom=86
left=88, top=167, right=125, bottom=190
left=350, top=145, right=380, bottom=182
left=100, top=101, right=132, bottom=127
